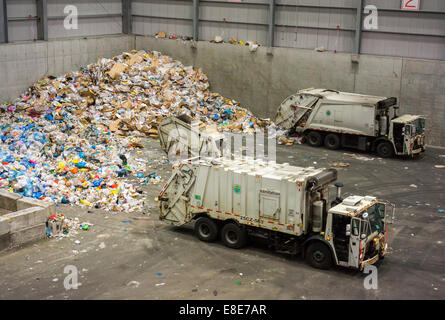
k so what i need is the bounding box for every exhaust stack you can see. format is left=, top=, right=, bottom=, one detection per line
left=335, top=182, right=343, bottom=200
left=393, top=106, right=399, bottom=119
left=331, top=182, right=344, bottom=207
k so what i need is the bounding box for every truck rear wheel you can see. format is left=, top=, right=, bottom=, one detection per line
left=306, top=242, right=333, bottom=269
left=306, top=131, right=323, bottom=147
left=221, top=223, right=247, bottom=249
left=195, top=217, right=218, bottom=242
left=324, top=133, right=341, bottom=150
left=376, top=141, right=394, bottom=158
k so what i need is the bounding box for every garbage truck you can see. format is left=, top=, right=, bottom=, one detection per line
left=275, top=88, right=426, bottom=158
left=158, top=114, right=224, bottom=159
left=159, top=157, right=394, bottom=270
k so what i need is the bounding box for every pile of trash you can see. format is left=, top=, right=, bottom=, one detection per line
left=0, top=49, right=276, bottom=211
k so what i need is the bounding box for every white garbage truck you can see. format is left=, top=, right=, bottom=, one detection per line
left=159, top=157, right=393, bottom=270
left=275, top=88, right=426, bottom=157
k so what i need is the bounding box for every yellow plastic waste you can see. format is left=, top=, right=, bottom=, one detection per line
left=57, top=161, right=66, bottom=170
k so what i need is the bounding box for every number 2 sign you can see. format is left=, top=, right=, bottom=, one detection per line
left=402, top=0, right=420, bottom=11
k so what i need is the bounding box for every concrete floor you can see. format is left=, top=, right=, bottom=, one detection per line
left=0, top=140, right=444, bottom=300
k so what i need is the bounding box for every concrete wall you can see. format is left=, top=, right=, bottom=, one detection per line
left=0, top=34, right=135, bottom=103
left=135, top=36, right=445, bottom=147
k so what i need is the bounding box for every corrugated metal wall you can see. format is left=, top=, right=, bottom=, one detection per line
left=2, top=0, right=444, bottom=60
left=275, top=1, right=356, bottom=52
left=361, top=0, right=445, bottom=59
left=132, top=0, right=193, bottom=37
left=6, top=0, right=123, bottom=42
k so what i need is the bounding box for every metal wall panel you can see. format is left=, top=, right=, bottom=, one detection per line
left=47, top=0, right=122, bottom=39
left=275, top=2, right=356, bottom=52
left=7, top=0, right=38, bottom=42
left=132, top=0, right=193, bottom=37
left=199, top=1, right=269, bottom=44
left=361, top=0, right=445, bottom=60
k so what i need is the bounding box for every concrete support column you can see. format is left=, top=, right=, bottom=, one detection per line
left=36, top=0, right=48, bottom=41
left=355, top=0, right=364, bottom=54
left=267, top=0, right=275, bottom=47
left=122, top=0, right=132, bottom=34
left=193, top=0, right=199, bottom=41
left=0, top=0, right=7, bottom=43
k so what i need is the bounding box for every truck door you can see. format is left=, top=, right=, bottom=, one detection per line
left=403, top=124, right=414, bottom=155
left=332, top=214, right=350, bottom=262
left=348, top=217, right=362, bottom=268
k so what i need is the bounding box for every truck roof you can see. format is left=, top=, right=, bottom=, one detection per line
left=329, top=195, right=377, bottom=216
left=299, top=88, right=389, bottom=106
left=192, top=157, right=330, bottom=183
left=392, top=114, right=422, bottom=123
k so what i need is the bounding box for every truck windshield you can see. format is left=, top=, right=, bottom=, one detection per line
left=364, top=203, right=385, bottom=233
left=410, top=118, right=425, bottom=136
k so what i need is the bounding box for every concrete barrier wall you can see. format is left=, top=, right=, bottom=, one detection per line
left=0, top=34, right=135, bottom=104
left=135, top=36, right=445, bottom=147
left=0, top=191, right=55, bottom=251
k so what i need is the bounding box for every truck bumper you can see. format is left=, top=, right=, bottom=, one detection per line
left=360, top=254, right=380, bottom=271
left=412, top=147, right=425, bottom=155
left=360, top=244, right=387, bottom=271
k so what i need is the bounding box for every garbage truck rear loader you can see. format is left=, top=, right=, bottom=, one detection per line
left=159, top=158, right=393, bottom=270
left=158, top=114, right=224, bottom=159
left=275, top=88, right=426, bottom=158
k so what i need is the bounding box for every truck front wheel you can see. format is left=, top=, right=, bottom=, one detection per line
left=376, top=141, right=394, bottom=158
left=306, top=242, right=333, bottom=269
left=195, top=217, right=218, bottom=242
left=307, top=131, right=323, bottom=147
left=221, top=223, right=247, bottom=249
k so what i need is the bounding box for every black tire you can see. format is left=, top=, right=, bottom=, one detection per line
left=221, top=223, right=247, bottom=249
left=324, top=133, right=341, bottom=150
left=376, top=141, right=394, bottom=158
left=305, top=242, right=333, bottom=270
left=306, top=131, right=323, bottom=147
left=194, top=217, right=218, bottom=242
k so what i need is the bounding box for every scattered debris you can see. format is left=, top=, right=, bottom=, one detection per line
left=343, top=153, right=374, bottom=161
left=127, top=281, right=140, bottom=288
left=330, top=162, right=350, bottom=168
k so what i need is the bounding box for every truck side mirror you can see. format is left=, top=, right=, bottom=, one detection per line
left=346, top=224, right=351, bottom=237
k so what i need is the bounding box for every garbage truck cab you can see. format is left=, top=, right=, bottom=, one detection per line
left=324, top=195, right=392, bottom=270
left=390, top=114, right=426, bottom=157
